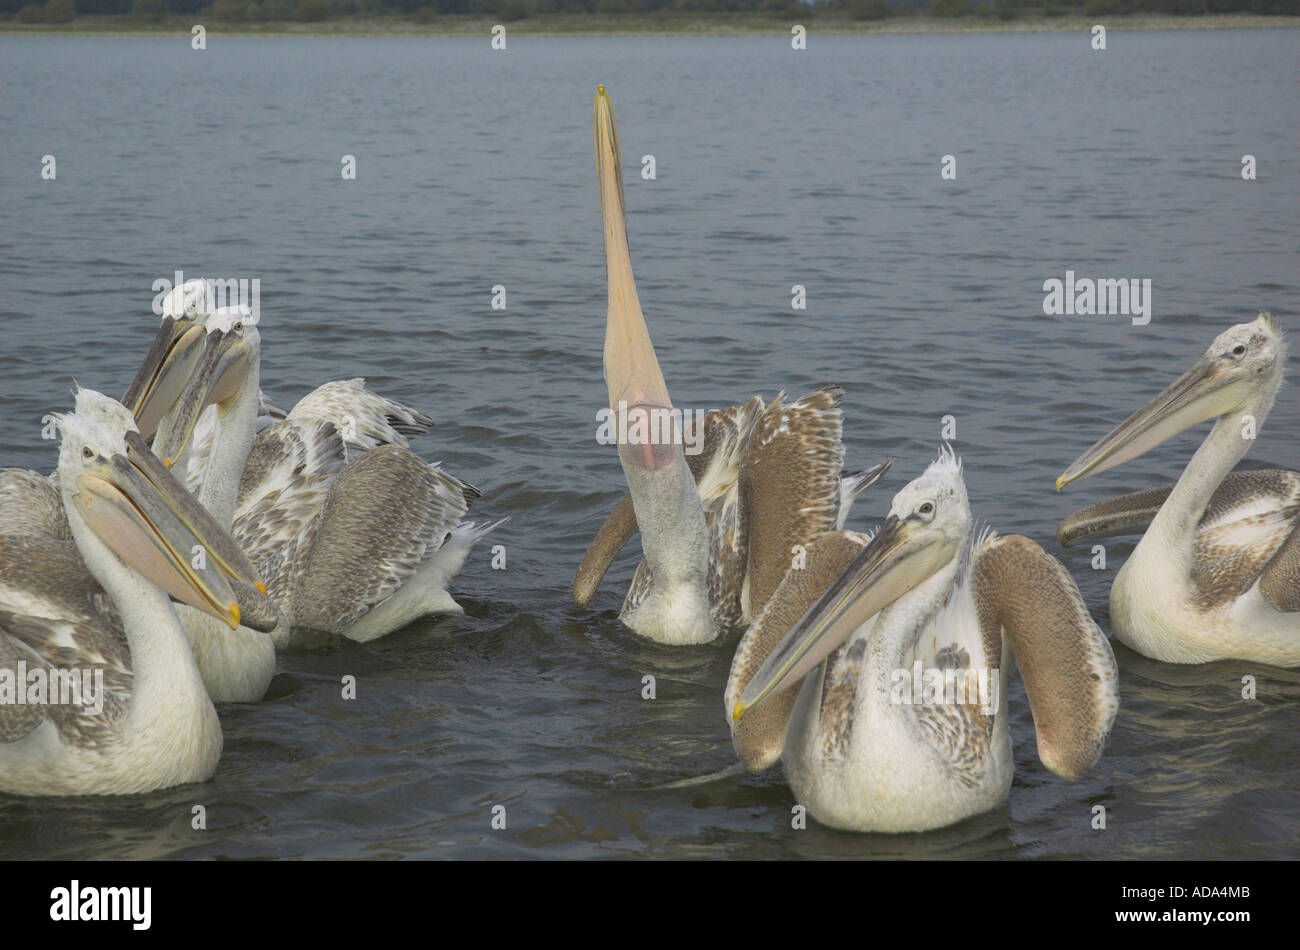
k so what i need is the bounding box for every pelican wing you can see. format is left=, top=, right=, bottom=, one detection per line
left=0, top=536, right=131, bottom=747
left=1192, top=503, right=1300, bottom=609
left=235, top=418, right=349, bottom=518
left=695, top=398, right=765, bottom=629
left=287, top=446, right=474, bottom=634
left=0, top=469, right=70, bottom=541
left=1259, top=519, right=1300, bottom=612
left=725, top=529, right=868, bottom=773
left=233, top=473, right=334, bottom=596
left=971, top=534, right=1118, bottom=781
left=573, top=494, right=636, bottom=608
left=1058, top=468, right=1300, bottom=547
left=622, top=557, right=655, bottom=617
left=740, top=386, right=846, bottom=620
left=286, top=379, right=434, bottom=452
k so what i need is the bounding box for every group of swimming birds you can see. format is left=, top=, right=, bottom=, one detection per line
left=0, top=87, right=1294, bottom=835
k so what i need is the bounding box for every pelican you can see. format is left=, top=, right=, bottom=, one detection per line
left=126, top=305, right=502, bottom=665
left=1057, top=313, right=1298, bottom=668
left=727, top=449, right=1119, bottom=833
left=578, top=86, right=888, bottom=645
left=0, top=410, right=276, bottom=796
left=137, top=279, right=434, bottom=496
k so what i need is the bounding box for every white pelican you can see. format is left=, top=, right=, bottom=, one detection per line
left=133, top=279, right=434, bottom=496
left=0, top=410, right=276, bottom=796
left=127, top=305, right=502, bottom=664
left=578, top=86, right=888, bottom=645
left=1057, top=314, right=1297, bottom=668
left=727, top=449, right=1119, bottom=833
left=83, top=386, right=290, bottom=704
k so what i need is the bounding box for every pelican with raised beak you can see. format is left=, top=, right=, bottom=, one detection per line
left=580, top=86, right=888, bottom=645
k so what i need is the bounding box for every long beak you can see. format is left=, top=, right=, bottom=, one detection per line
left=154, top=328, right=251, bottom=468
left=1056, top=355, right=1249, bottom=490
left=732, top=516, right=955, bottom=723
left=594, top=85, right=677, bottom=474
left=69, top=447, right=251, bottom=629
left=122, top=430, right=267, bottom=597
left=122, top=317, right=208, bottom=440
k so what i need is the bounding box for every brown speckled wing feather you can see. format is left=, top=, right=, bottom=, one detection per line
left=0, top=535, right=131, bottom=747
left=1259, top=519, right=1299, bottom=612
left=289, top=446, right=472, bottom=634
left=740, top=386, right=845, bottom=621
left=0, top=469, right=70, bottom=541
left=235, top=418, right=349, bottom=516
left=1058, top=469, right=1299, bottom=547
left=694, top=398, right=765, bottom=630
left=972, top=534, right=1118, bottom=782
left=725, top=530, right=867, bottom=773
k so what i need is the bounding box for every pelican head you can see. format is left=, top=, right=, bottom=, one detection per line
left=152, top=306, right=260, bottom=468
left=64, top=388, right=272, bottom=604
left=56, top=411, right=251, bottom=630
left=123, top=279, right=224, bottom=438
left=1058, top=312, right=1285, bottom=490
left=161, top=278, right=218, bottom=321
left=75, top=385, right=139, bottom=435
left=734, top=448, right=969, bottom=722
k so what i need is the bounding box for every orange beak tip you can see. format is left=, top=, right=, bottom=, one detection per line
left=255, top=582, right=268, bottom=596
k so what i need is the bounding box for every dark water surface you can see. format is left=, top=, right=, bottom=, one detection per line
left=0, top=31, right=1297, bottom=859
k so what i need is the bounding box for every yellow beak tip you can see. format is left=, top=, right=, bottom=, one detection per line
left=229, top=603, right=241, bottom=629
left=164, top=459, right=175, bottom=469
left=1055, top=476, right=1066, bottom=492
left=732, top=703, right=745, bottom=724
left=597, top=84, right=605, bottom=94
left=255, top=582, right=268, bottom=596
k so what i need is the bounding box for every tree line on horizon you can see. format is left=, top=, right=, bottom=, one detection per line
left=7, top=0, right=1297, bottom=25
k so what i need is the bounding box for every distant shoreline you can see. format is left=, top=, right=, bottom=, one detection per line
left=2, top=12, right=1298, bottom=38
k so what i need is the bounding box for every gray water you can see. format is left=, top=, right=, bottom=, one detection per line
left=0, top=31, right=1297, bottom=859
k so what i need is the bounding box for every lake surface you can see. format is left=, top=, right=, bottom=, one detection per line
left=0, top=30, right=1296, bottom=859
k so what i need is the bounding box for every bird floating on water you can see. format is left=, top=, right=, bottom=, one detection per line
left=122, top=297, right=503, bottom=701
left=575, top=85, right=889, bottom=645
left=1057, top=313, right=1298, bottom=668
left=0, top=406, right=276, bottom=796
left=728, top=449, right=1119, bottom=833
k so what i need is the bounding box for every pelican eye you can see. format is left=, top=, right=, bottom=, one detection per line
left=81, top=445, right=95, bottom=460
left=233, top=321, right=244, bottom=333
left=917, top=501, right=935, bottom=519
left=1230, top=343, right=1246, bottom=357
